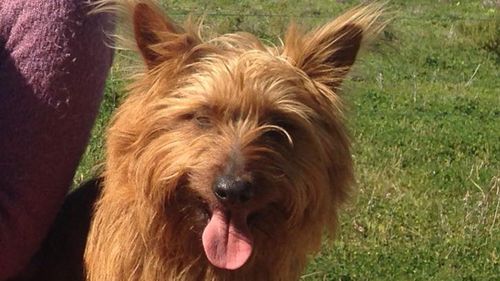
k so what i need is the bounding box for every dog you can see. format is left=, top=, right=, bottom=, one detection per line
left=12, top=1, right=384, bottom=280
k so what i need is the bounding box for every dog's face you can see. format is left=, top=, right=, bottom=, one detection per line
left=144, top=49, right=349, bottom=270
left=104, top=2, right=381, bottom=273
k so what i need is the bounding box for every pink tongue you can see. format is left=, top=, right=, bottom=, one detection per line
left=202, top=209, right=253, bottom=270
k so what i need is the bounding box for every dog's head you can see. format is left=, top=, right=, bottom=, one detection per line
left=104, top=0, right=383, bottom=272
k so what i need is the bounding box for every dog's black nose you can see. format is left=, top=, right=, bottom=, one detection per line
left=213, top=176, right=253, bottom=204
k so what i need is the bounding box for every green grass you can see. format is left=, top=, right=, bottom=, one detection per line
left=75, top=1, right=499, bottom=280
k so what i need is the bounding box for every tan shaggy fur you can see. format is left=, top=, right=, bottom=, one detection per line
left=84, top=1, right=385, bottom=280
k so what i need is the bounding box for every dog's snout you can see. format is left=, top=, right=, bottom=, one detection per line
left=213, top=176, right=253, bottom=204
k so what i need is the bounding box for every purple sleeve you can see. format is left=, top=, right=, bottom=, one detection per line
left=0, top=0, right=113, bottom=279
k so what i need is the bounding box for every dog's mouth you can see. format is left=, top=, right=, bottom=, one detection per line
left=201, top=206, right=253, bottom=270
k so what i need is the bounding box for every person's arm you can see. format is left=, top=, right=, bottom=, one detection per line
left=0, top=0, right=113, bottom=279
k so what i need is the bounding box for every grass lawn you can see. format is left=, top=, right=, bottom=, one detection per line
left=75, top=0, right=499, bottom=280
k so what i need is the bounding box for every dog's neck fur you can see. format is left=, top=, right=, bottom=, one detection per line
left=88, top=181, right=314, bottom=281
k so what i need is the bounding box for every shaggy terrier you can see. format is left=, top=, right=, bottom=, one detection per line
left=86, top=1, right=384, bottom=280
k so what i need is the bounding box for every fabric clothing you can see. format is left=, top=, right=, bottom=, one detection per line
left=0, top=0, right=113, bottom=279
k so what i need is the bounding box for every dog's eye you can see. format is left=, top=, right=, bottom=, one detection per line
left=263, top=120, right=295, bottom=145
left=264, top=130, right=285, bottom=143
left=194, top=114, right=213, bottom=128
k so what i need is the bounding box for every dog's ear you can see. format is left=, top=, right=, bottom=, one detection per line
left=133, top=3, right=199, bottom=68
left=283, top=4, right=384, bottom=92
